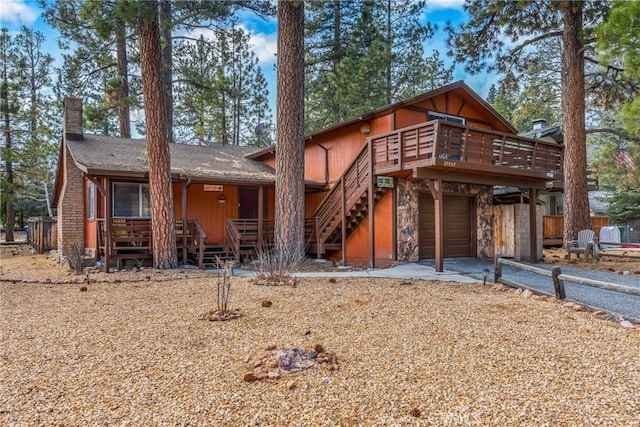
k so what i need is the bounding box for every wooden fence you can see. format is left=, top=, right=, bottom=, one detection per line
left=28, top=216, right=57, bottom=254
left=494, top=257, right=640, bottom=319
left=543, top=215, right=609, bottom=246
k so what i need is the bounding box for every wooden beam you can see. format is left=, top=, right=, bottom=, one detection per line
left=181, top=178, right=191, bottom=264
left=413, top=168, right=548, bottom=189
left=433, top=179, right=444, bottom=272
left=258, top=185, right=264, bottom=250
left=392, top=185, right=397, bottom=261
left=529, top=188, right=538, bottom=263
left=456, top=101, right=466, bottom=116
left=87, top=175, right=105, bottom=197
left=104, top=177, right=111, bottom=273
left=341, top=177, right=346, bottom=266
left=368, top=140, right=375, bottom=268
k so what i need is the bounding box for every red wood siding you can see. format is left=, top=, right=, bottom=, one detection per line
left=344, top=190, right=394, bottom=266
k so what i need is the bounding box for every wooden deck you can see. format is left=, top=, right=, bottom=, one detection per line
left=371, top=120, right=563, bottom=183
left=98, top=218, right=207, bottom=270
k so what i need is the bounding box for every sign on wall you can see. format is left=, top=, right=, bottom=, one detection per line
left=376, top=176, right=394, bottom=188
left=204, top=184, right=224, bottom=192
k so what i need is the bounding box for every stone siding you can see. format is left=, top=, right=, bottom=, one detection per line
left=396, top=179, right=493, bottom=262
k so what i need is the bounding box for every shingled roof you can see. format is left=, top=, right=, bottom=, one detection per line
left=66, top=134, right=277, bottom=184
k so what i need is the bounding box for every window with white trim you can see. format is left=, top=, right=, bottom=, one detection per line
left=87, top=183, right=95, bottom=219
left=113, top=182, right=151, bottom=218
left=428, top=111, right=465, bottom=125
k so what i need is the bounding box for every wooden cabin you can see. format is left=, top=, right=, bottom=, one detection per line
left=54, top=81, right=564, bottom=272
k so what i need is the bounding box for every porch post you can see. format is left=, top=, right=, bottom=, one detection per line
left=258, top=185, right=264, bottom=249
left=433, top=179, right=444, bottom=272
left=368, top=140, right=375, bottom=268
left=104, top=177, right=111, bottom=273
left=529, top=188, right=538, bottom=263
left=341, top=178, right=346, bottom=266
left=181, top=178, right=190, bottom=264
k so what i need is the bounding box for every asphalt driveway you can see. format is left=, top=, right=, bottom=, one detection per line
left=419, top=257, right=640, bottom=321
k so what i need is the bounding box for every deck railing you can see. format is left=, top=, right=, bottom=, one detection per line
left=371, top=120, right=563, bottom=180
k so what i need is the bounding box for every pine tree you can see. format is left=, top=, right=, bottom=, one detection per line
left=173, top=27, right=272, bottom=146
left=275, top=0, right=306, bottom=262
left=305, top=0, right=452, bottom=133
left=136, top=0, right=178, bottom=269
left=42, top=0, right=136, bottom=138
left=447, top=0, right=610, bottom=243
left=1, top=26, right=57, bottom=238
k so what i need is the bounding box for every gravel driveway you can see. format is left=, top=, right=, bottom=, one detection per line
left=1, top=271, right=639, bottom=425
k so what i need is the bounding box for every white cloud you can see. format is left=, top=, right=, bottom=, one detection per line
left=246, top=28, right=277, bottom=65
left=0, top=0, right=39, bottom=26
left=426, top=0, right=466, bottom=10
left=183, top=25, right=277, bottom=66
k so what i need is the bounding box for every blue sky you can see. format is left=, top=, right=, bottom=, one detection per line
left=0, top=0, right=498, bottom=112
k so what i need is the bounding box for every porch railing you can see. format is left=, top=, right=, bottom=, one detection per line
left=225, top=218, right=319, bottom=260
left=97, top=218, right=206, bottom=269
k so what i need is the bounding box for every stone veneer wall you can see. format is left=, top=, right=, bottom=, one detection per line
left=396, top=179, right=493, bottom=262
left=57, top=144, right=85, bottom=259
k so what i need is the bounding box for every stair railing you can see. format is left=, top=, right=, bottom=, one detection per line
left=311, top=140, right=372, bottom=250
left=190, top=219, right=207, bottom=268
left=225, top=219, right=242, bottom=261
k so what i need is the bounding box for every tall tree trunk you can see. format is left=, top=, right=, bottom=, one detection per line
left=3, top=109, right=14, bottom=243
left=275, top=0, right=305, bottom=260
left=138, top=1, right=177, bottom=269
left=2, top=33, right=14, bottom=242
left=160, top=0, right=173, bottom=144
left=560, top=1, right=591, bottom=243
left=116, top=10, right=131, bottom=138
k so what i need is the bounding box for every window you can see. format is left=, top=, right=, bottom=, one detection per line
left=87, top=183, right=95, bottom=220
left=428, top=111, right=465, bottom=125
left=113, top=182, right=151, bottom=218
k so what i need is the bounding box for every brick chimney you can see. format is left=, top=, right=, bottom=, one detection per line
left=64, top=97, right=83, bottom=140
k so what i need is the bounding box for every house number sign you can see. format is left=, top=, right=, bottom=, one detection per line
left=376, top=176, right=394, bottom=188
left=204, top=184, right=224, bottom=192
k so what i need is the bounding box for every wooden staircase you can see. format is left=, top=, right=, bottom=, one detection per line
left=200, top=244, right=236, bottom=268
left=311, top=141, right=388, bottom=257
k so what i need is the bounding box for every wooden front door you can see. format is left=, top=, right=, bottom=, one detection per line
left=419, top=193, right=475, bottom=259
left=238, top=188, right=258, bottom=219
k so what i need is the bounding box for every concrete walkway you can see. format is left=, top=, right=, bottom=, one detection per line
left=229, top=262, right=482, bottom=284
left=226, top=257, right=639, bottom=320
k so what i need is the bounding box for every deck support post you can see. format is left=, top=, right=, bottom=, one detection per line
left=529, top=188, right=538, bottom=263
left=368, top=141, right=375, bottom=269
left=431, top=179, right=444, bottom=272
left=341, top=178, right=346, bottom=266
left=258, top=186, right=264, bottom=250
left=181, top=178, right=191, bottom=264
left=104, top=177, right=111, bottom=273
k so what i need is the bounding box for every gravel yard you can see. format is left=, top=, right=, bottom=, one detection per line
left=1, top=252, right=639, bottom=425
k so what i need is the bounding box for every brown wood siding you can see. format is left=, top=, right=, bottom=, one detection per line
left=419, top=193, right=475, bottom=258
left=303, top=115, right=393, bottom=184
left=173, top=183, right=239, bottom=244
left=305, top=191, right=329, bottom=217
left=394, top=108, right=426, bottom=129
left=345, top=190, right=394, bottom=266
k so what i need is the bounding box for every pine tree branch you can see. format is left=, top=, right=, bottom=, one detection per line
left=586, top=128, right=640, bottom=143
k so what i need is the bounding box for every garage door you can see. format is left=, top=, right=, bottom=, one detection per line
left=419, top=194, right=474, bottom=259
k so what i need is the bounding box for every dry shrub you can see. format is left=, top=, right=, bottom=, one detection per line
left=249, top=246, right=305, bottom=286
left=64, top=241, right=87, bottom=274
